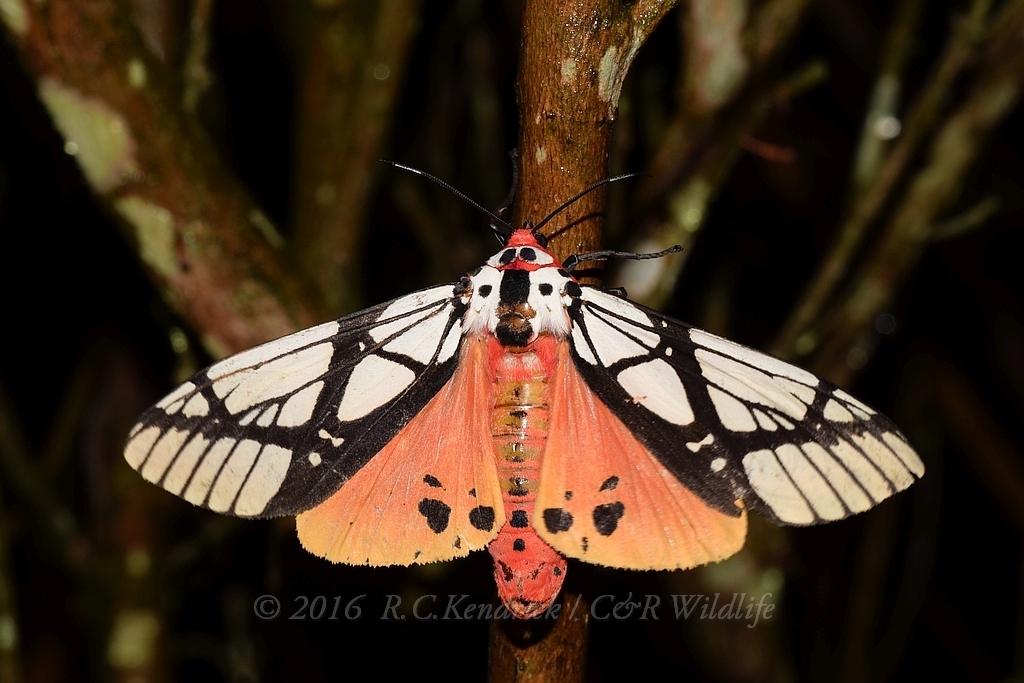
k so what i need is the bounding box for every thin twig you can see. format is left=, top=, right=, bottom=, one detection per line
left=811, top=0, right=1024, bottom=382
left=291, top=0, right=425, bottom=315
left=772, top=0, right=994, bottom=359
left=616, top=59, right=828, bottom=308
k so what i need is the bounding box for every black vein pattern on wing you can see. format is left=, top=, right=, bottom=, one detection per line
left=130, top=285, right=466, bottom=517
left=567, top=288, right=918, bottom=525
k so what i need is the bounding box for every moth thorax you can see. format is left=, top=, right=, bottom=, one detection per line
left=494, top=302, right=536, bottom=347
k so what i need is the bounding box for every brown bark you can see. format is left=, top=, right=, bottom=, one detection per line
left=291, top=0, right=423, bottom=315
left=487, top=594, right=590, bottom=683
left=514, top=0, right=679, bottom=278
left=5, top=0, right=326, bottom=357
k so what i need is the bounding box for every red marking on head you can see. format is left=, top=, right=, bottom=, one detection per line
left=506, top=228, right=542, bottom=247
left=488, top=523, right=567, bottom=619
left=498, top=229, right=557, bottom=272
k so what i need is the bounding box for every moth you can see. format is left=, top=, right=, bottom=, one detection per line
left=124, top=173, right=923, bottom=619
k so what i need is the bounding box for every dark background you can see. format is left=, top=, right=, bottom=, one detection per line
left=1, top=0, right=1023, bottom=681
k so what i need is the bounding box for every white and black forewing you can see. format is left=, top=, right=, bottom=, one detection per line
left=567, top=287, right=924, bottom=526
left=124, top=284, right=467, bottom=518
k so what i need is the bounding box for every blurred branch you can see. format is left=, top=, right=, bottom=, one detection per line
left=926, top=355, right=1024, bottom=536
left=4, top=1, right=326, bottom=357
left=773, top=0, right=993, bottom=359
left=850, top=0, right=925, bottom=201
left=616, top=59, right=828, bottom=307
left=0, top=489, right=22, bottom=683
left=811, top=0, right=1024, bottom=382
left=291, top=0, right=423, bottom=315
left=0, top=384, right=86, bottom=571
left=182, top=0, right=215, bottom=114
left=929, top=194, right=1000, bottom=241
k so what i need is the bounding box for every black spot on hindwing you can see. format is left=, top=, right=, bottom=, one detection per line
left=543, top=508, right=574, bottom=533
left=592, top=502, right=625, bottom=536
left=468, top=506, right=495, bottom=531
left=423, top=474, right=443, bottom=488
left=418, top=499, right=451, bottom=534
left=599, top=476, right=619, bottom=492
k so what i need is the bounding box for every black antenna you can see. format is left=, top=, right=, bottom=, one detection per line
left=380, top=160, right=515, bottom=241
left=532, top=173, right=641, bottom=236
left=562, top=245, right=684, bottom=272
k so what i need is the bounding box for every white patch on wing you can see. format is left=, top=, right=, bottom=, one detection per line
left=775, top=414, right=795, bottom=430
left=378, top=305, right=453, bottom=365
left=774, top=444, right=844, bottom=521
left=140, top=428, right=190, bottom=482
left=743, top=449, right=815, bottom=524
left=238, top=408, right=260, bottom=426
left=882, top=432, right=925, bottom=476
left=163, top=434, right=210, bottom=495
left=686, top=434, right=715, bottom=452
left=775, top=377, right=817, bottom=405
left=308, top=452, right=322, bottom=466
left=616, top=360, right=694, bottom=425
left=156, top=382, right=196, bottom=410
left=710, top=457, right=726, bottom=472
left=370, top=286, right=453, bottom=340
left=207, top=321, right=339, bottom=381
left=218, top=343, right=333, bottom=415
left=707, top=386, right=757, bottom=432
left=830, top=437, right=892, bottom=503
left=850, top=432, right=914, bottom=490
left=318, top=429, right=344, bottom=447
left=256, top=404, right=279, bottom=427
left=752, top=409, right=777, bottom=431
left=183, top=438, right=236, bottom=506
left=582, top=289, right=660, bottom=347
left=438, top=320, right=462, bottom=363
left=125, top=425, right=162, bottom=468
left=337, top=356, right=416, bottom=422
left=208, top=439, right=262, bottom=512
left=800, top=442, right=872, bottom=514
left=234, top=444, right=291, bottom=516
left=696, top=349, right=808, bottom=420
left=165, top=398, right=187, bottom=415
left=182, top=393, right=209, bottom=417
left=571, top=324, right=597, bottom=364
left=277, top=381, right=324, bottom=427
left=833, top=388, right=876, bottom=416
left=665, top=347, right=673, bottom=356
left=584, top=311, right=650, bottom=365
left=690, top=329, right=819, bottom=385
left=823, top=399, right=854, bottom=422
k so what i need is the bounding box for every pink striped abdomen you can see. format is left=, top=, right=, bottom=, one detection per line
left=486, top=335, right=567, bottom=618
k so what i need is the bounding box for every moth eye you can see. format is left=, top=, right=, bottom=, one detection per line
left=499, top=249, right=516, bottom=265
left=477, top=284, right=493, bottom=297
left=564, top=281, right=583, bottom=298
left=519, top=248, right=537, bottom=262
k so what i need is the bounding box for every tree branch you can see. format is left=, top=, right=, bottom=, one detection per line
left=5, top=0, right=327, bottom=357
left=290, top=0, right=424, bottom=315
left=811, top=0, right=1024, bottom=382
